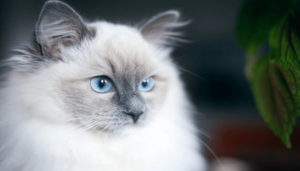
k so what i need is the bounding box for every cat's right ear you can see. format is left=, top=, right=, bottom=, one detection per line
left=35, top=1, right=94, bottom=59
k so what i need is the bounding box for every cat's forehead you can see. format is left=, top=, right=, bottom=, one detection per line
left=91, top=22, right=150, bottom=56
left=87, top=22, right=158, bottom=75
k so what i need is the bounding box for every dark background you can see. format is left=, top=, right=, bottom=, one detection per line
left=1, top=0, right=299, bottom=171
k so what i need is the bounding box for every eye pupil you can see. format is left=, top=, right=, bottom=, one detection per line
left=142, top=80, right=148, bottom=87
left=99, top=79, right=106, bottom=88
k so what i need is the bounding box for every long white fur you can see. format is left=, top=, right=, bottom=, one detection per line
left=0, top=2, right=206, bottom=171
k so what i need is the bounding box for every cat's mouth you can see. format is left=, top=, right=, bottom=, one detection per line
left=76, top=113, right=147, bottom=134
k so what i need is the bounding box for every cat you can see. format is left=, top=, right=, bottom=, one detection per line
left=0, top=0, right=206, bottom=171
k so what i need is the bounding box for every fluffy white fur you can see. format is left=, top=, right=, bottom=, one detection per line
left=0, top=1, right=206, bottom=171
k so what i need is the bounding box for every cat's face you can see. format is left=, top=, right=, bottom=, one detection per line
left=57, top=25, right=173, bottom=132
left=9, top=1, right=185, bottom=134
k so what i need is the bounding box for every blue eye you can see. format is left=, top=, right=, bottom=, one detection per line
left=90, top=76, right=113, bottom=93
left=140, top=77, right=154, bottom=92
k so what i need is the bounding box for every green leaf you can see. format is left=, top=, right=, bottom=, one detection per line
left=270, top=14, right=300, bottom=71
left=236, top=0, right=292, bottom=54
left=251, top=56, right=300, bottom=148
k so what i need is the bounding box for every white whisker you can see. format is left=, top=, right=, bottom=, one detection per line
left=196, top=137, right=228, bottom=171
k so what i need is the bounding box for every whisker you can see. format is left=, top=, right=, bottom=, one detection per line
left=149, top=110, right=212, bottom=140
left=170, top=54, right=189, bottom=63
left=64, top=118, right=97, bottom=135
left=65, top=120, right=99, bottom=140
left=196, top=137, right=228, bottom=171
left=175, top=65, right=205, bottom=80
left=56, top=116, right=99, bottom=124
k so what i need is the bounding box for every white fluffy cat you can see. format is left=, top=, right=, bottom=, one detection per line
left=0, top=1, right=206, bottom=171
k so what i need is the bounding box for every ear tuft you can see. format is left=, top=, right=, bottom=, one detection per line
left=139, top=10, right=189, bottom=46
left=36, top=1, right=93, bottom=59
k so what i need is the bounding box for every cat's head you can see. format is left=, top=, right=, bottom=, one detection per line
left=8, top=1, right=187, bottom=135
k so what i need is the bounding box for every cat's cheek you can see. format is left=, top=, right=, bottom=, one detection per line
left=151, top=80, right=170, bottom=107
left=141, top=86, right=169, bottom=118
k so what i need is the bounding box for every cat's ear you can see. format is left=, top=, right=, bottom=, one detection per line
left=139, top=10, right=188, bottom=46
left=35, top=1, right=93, bottom=59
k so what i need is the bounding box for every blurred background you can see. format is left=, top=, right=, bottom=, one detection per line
left=0, top=0, right=299, bottom=170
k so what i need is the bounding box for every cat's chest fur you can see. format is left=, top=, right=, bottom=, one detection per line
left=10, top=114, right=203, bottom=171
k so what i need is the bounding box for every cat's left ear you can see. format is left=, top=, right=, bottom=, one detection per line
left=35, top=1, right=94, bottom=59
left=139, top=10, right=188, bottom=46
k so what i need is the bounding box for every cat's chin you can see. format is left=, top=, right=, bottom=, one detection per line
left=109, top=126, right=138, bottom=137
left=94, top=122, right=145, bottom=137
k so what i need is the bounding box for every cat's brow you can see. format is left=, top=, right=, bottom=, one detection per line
left=108, top=61, right=116, bottom=75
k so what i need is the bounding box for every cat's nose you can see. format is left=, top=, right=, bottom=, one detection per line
left=123, top=111, right=144, bottom=123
